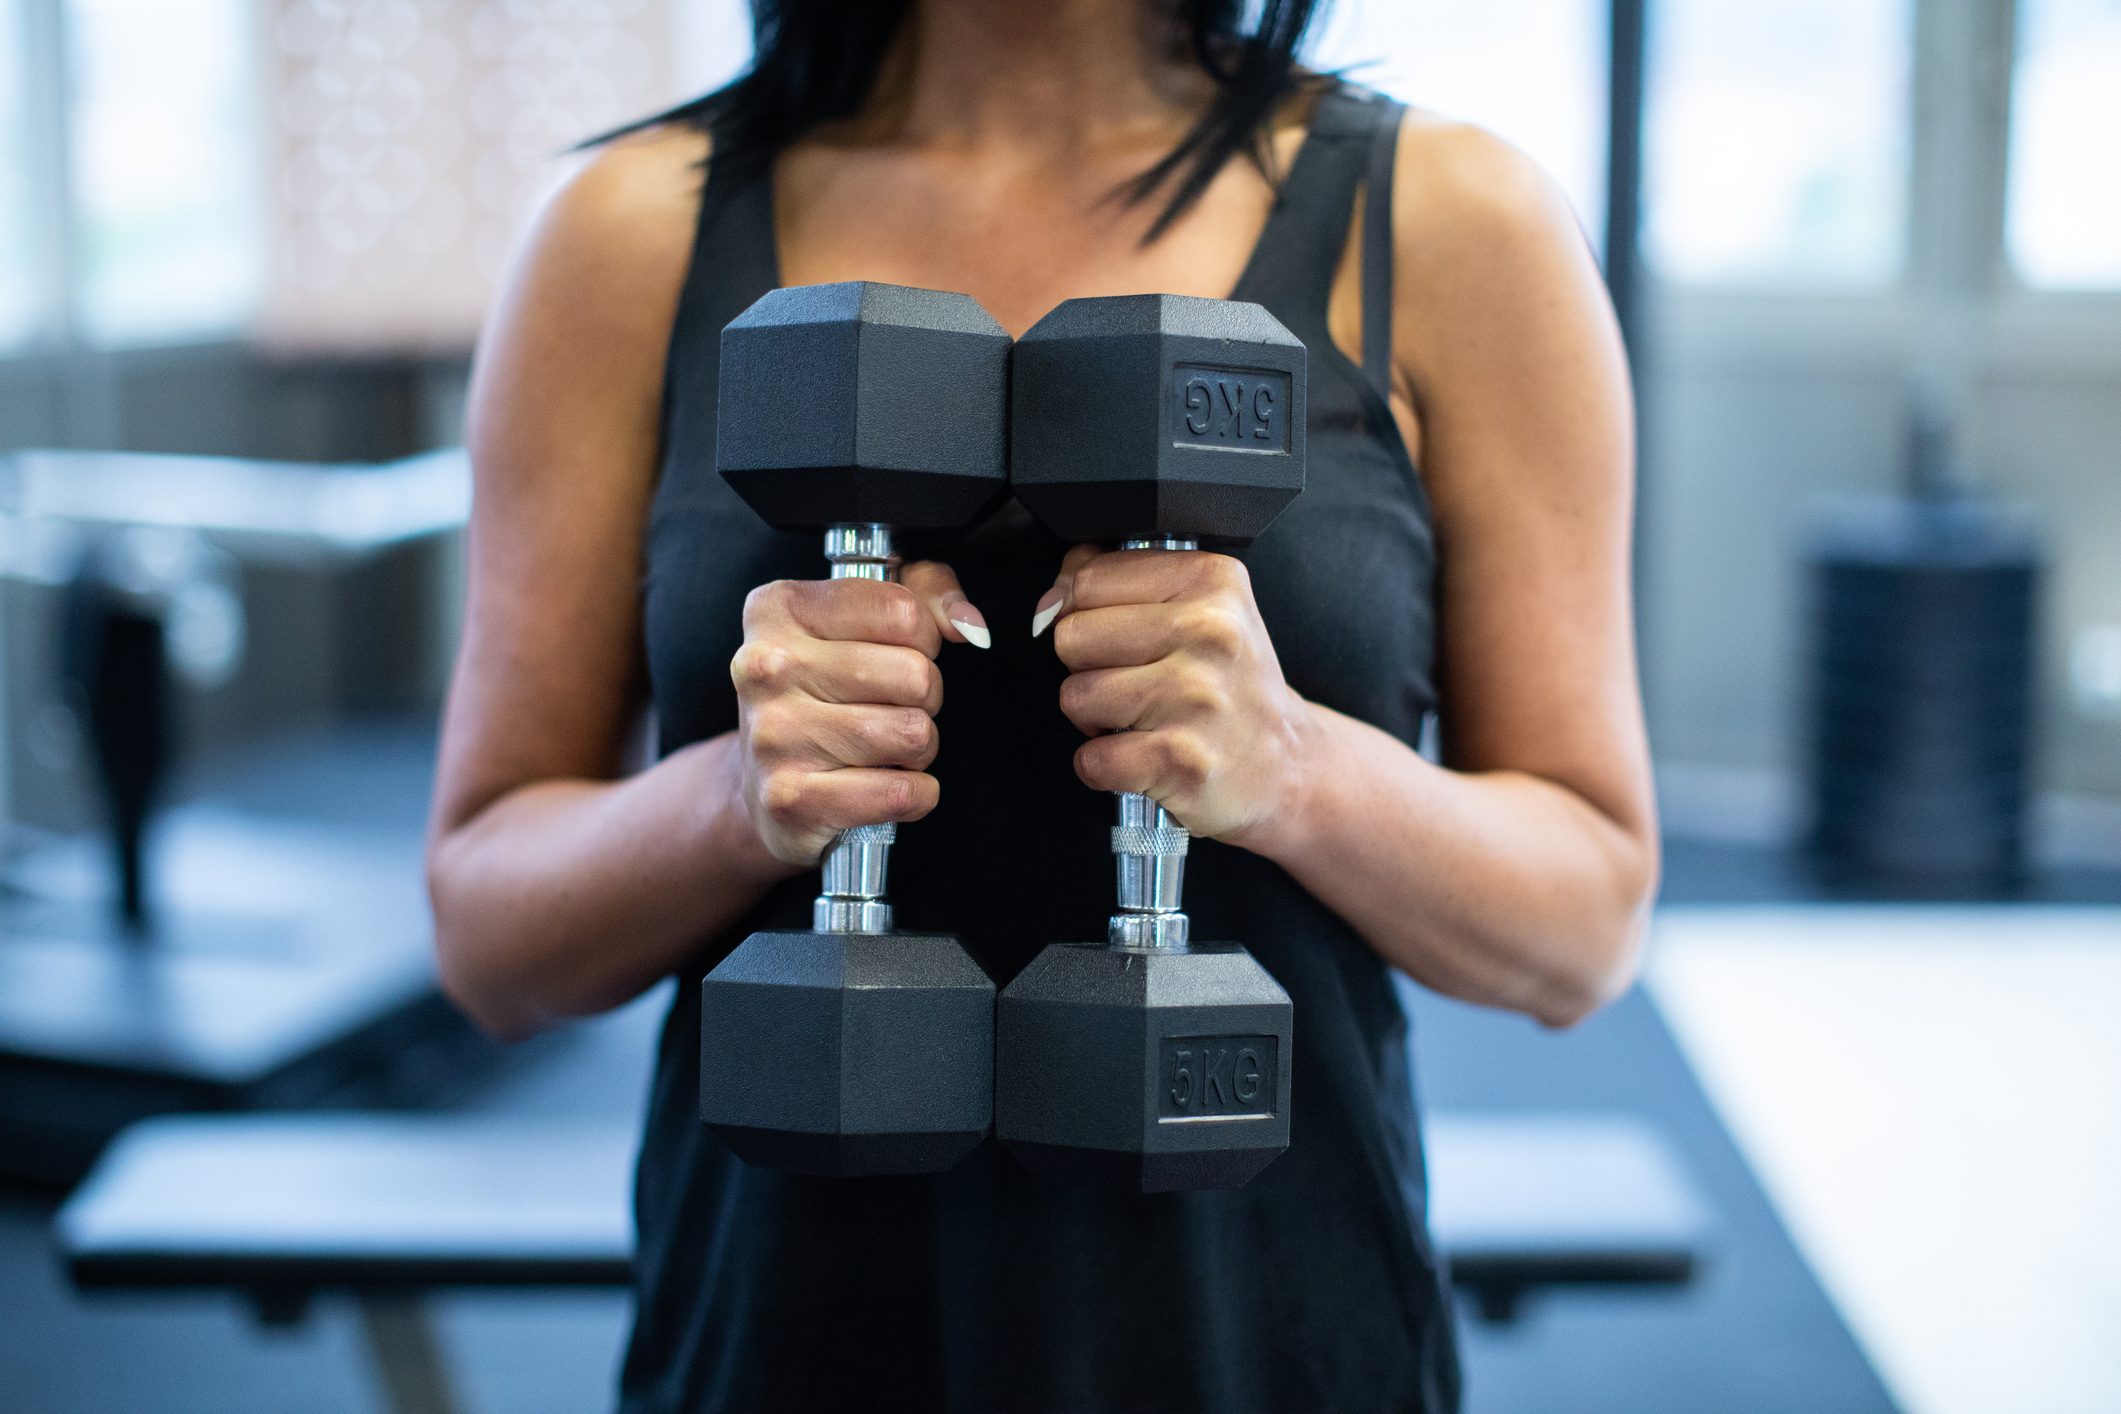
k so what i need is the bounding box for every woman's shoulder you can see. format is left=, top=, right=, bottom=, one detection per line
left=1386, top=107, right=1587, bottom=264
left=527, top=121, right=714, bottom=285
left=478, top=121, right=713, bottom=386
left=468, top=121, right=715, bottom=467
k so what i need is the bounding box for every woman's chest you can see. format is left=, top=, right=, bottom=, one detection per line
left=770, top=139, right=1290, bottom=336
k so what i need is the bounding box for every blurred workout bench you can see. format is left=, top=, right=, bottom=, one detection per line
left=57, top=1111, right=1709, bottom=1414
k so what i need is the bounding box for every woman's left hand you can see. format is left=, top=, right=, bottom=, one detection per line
left=1039, top=543, right=1312, bottom=848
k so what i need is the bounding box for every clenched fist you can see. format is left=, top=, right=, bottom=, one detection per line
left=1041, top=544, right=1309, bottom=846
left=732, top=562, right=987, bottom=867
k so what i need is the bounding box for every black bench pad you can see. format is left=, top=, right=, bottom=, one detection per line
left=59, top=1112, right=1708, bottom=1310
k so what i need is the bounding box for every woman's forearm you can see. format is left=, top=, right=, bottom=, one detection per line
left=428, top=732, right=796, bottom=1038
left=1247, top=703, right=1657, bottom=1027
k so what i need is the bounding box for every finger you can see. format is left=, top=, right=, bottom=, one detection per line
left=900, top=560, right=989, bottom=650
left=1069, top=549, right=1240, bottom=614
left=731, top=639, right=942, bottom=713
left=751, top=701, right=938, bottom=771
left=1072, top=729, right=1209, bottom=802
left=815, top=703, right=940, bottom=771
left=763, top=768, right=941, bottom=845
left=780, top=578, right=942, bottom=655
left=805, top=641, right=943, bottom=712
left=1057, top=664, right=1162, bottom=734
left=1031, top=543, right=1104, bottom=638
left=1051, top=603, right=1186, bottom=671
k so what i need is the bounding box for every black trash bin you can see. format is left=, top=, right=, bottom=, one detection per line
left=1803, top=494, right=2043, bottom=893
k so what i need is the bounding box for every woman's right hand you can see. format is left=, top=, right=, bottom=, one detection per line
left=731, top=562, right=986, bottom=867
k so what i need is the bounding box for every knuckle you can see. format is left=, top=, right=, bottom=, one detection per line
left=878, top=584, right=924, bottom=642
left=745, top=702, right=791, bottom=758
left=1180, top=666, right=1226, bottom=716
left=1164, top=732, right=1213, bottom=790
left=1051, top=612, right=1094, bottom=667
left=868, top=708, right=927, bottom=757
left=1057, top=673, right=1090, bottom=718
left=731, top=640, right=797, bottom=694
left=895, top=650, right=938, bottom=704
left=1208, top=555, right=1251, bottom=592
left=1184, top=603, right=1245, bottom=656
left=759, top=771, right=809, bottom=825
left=742, top=579, right=795, bottom=627
left=900, top=709, right=938, bottom=753
left=1073, top=741, right=1110, bottom=791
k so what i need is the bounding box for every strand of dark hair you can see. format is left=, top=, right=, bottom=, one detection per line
left=593, top=0, right=1332, bottom=240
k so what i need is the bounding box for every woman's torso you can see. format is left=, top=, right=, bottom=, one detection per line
left=625, top=82, right=1460, bottom=1414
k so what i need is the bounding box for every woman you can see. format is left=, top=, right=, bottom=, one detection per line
left=427, top=0, right=1657, bottom=1408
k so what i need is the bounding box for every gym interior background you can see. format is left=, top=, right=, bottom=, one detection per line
left=2, top=0, right=2116, bottom=1411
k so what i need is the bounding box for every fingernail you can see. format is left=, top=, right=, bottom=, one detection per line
left=1030, top=586, right=1064, bottom=639
left=947, top=602, right=991, bottom=650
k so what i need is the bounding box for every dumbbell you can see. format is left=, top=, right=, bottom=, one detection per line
left=700, top=281, right=1009, bottom=1176
left=997, top=294, right=1305, bottom=1192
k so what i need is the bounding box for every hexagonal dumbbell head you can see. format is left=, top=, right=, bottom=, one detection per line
left=718, top=282, right=1012, bottom=532
left=997, top=943, right=1293, bottom=1192
left=701, top=932, right=996, bottom=1176
left=1011, top=294, right=1306, bottom=547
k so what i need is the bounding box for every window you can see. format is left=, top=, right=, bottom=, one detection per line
left=67, top=0, right=259, bottom=343
left=1645, top=0, right=1913, bottom=285
left=0, top=0, right=37, bottom=347
left=1307, top=0, right=1610, bottom=245
left=670, top=0, right=752, bottom=98
left=2008, top=0, right=2121, bottom=288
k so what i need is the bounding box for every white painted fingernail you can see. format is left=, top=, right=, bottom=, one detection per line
left=950, top=613, right=991, bottom=650
left=1031, top=586, right=1065, bottom=638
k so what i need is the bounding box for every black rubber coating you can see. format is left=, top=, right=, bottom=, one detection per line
left=700, top=931, right=996, bottom=1177
left=717, top=282, right=1011, bottom=532
left=996, top=943, right=1294, bottom=1193
left=705, top=282, right=1008, bottom=1178
left=1000, top=293, right=1305, bottom=1192
left=1010, top=294, right=1306, bottom=547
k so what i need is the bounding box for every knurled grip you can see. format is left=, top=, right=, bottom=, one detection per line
left=839, top=823, right=898, bottom=846
left=1111, top=825, right=1190, bottom=857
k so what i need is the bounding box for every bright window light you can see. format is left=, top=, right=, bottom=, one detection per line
left=68, top=0, right=260, bottom=344
left=0, top=0, right=37, bottom=348
left=1645, top=0, right=1913, bottom=285
left=1307, top=0, right=1610, bottom=249
left=2008, top=0, right=2121, bottom=288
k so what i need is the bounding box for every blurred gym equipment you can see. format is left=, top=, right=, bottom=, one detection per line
left=0, top=449, right=487, bottom=1185
left=57, top=1109, right=1709, bottom=1414
left=1802, top=397, right=2045, bottom=893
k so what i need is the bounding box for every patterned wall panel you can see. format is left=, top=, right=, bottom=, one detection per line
left=260, top=0, right=677, bottom=349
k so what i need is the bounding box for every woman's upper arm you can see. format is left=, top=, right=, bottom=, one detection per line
left=434, top=125, right=709, bottom=836
left=1389, top=118, right=1655, bottom=846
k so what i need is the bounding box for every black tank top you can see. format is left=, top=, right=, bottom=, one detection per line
left=625, top=83, right=1459, bottom=1414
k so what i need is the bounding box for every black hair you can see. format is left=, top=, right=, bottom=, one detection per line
left=604, top=0, right=1331, bottom=239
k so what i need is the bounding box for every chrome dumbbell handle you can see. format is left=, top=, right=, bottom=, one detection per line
left=813, top=523, right=900, bottom=934
left=1107, top=536, right=1198, bottom=950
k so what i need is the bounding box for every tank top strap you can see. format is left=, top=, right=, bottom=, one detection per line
left=679, top=117, right=782, bottom=340
left=659, top=118, right=782, bottom=444
left=1359, top=93, right=1406, bottom=399
left=1234, top=83, right=1403, bottom=405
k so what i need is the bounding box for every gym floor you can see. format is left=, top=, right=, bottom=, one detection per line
left=3, top=719, right=2113, bottom=1413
